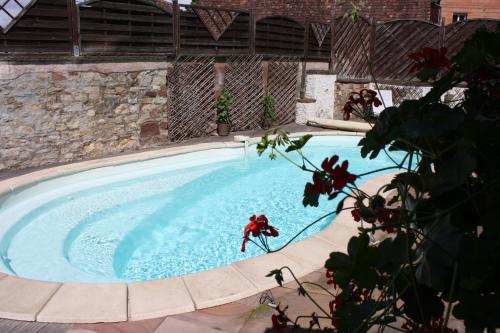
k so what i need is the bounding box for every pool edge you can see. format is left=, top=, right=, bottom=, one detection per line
left=0, top=130, right=385, bottom=324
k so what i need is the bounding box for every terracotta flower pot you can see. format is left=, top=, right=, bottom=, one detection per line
left=217, top=123, right=231, bottom=136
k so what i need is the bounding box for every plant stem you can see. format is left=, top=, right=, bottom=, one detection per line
left=442, top=261, right=459, bottom=333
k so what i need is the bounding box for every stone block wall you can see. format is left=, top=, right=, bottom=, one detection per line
left=333, top=81, right=371, bottom=120
left=0, top=62, right=170, bottom=171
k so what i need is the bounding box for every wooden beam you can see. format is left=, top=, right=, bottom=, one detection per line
left=67, top=0, right=80, bottom=56
left=249, top=9, right=256, bottom=55
left=173, top=0, right=180, bottom=57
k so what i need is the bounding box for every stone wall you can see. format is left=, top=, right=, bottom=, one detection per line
left=333, top=81, right=371, bottom=120
left=0, top=62, right=170, bottom=171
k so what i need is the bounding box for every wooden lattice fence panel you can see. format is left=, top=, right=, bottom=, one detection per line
left=332, top=17, right=372, bottom=80
left=373, top=20, right=441, bottom=82
left=256, top=16, right=305, bottom=56
left=179, top=6, right=249, bottom=55
left=78, top=0, right=173, bottom=55
left=445, top=19, right=498, bottom=58
left=378, top=83, right=429, bottom=106
left=0, top=0, right=72, bottom=56
left=268, top=58, right=300, bottom=125
left=224, top=55, right=265, bottom=131
left=168, top=56, right=215, bottom=142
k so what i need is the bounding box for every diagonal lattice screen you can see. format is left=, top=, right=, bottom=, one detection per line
left=0, top=0, right=36, bottom=33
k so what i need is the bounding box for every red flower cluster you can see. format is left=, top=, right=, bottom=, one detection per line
left=328, top=295, right=343, bottom=328
left=271, top=304, right=291, bottom=333
left=343, top=89, right=382, bottom=120
left=326, top=270, right=337, bottom=288
left=351, top=197, right=400, bottom=233
left=409, top=47, right=452, bottom=73
left=306, top=156, right=357, bottom=197
left=241, top=215, right=279, bottom=252
left=402, top=317, right=459, bottom=333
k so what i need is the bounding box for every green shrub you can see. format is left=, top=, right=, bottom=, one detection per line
left=263, top=95, right=276, bottom=121
left=216, top=91, right=234, bottom=124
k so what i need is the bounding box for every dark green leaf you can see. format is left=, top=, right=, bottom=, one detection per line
left=325, top=252, right=352, bottom=270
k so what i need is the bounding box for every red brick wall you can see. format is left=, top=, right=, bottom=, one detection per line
left=440, top=0, right=500, bottom=23
left=195, top=0, right=432, bottom=23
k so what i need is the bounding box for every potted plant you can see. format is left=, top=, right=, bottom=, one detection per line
left=216, top=91, right=234, bottom=136
left=262, top=95, right=276, bottom=129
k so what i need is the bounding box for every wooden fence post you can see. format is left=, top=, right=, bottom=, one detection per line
left=329, top=0, right=337, bottom=73
left=249, top=9, right=256, bottom=55
left=440, top=17, right=446, bottom=48
left=300, top=20, right=310, bottom=99
left=173, top=0, right=180, bottom=57
left=369, top=18, right=376, bottom=79
left=67, top=0, right=80, bottom=56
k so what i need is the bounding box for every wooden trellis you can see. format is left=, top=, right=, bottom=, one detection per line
left=268, top=57, right=300, bottom=125
left=332, top=17, right=372, bottom=80
left=168, top=56, right=216, bottom=142
left=224, top=55, right=265, bottom=131
left=445, top=19, right=498, bottom=57
left=373, top=20, right=441, bottom=82
left=378, top=83, right=428, bottom=106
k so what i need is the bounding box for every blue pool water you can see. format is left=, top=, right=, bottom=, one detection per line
left=0, top=136, right=398, bottom=283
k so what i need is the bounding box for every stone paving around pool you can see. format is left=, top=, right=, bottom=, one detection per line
left=0, top=269, right=331, bottom=333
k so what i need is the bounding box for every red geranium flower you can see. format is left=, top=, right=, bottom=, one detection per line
left=241, top=215, right=279, bottom=252
left=376, top=207, right=400, bottom=234
left=305, top=156, right=357, bottom=200
left=343, top=89, right=382, bottom=120
left=409, top=47, right=452, bottom=73
left=271, top=304, right=291, bottom=333
left=312, top=171, right=333, bottom=194
left=331, top=160, right=357, bottom=191
left=326, top=270, right=337, bottom=288
left=351, top=208, right=362, bottom=222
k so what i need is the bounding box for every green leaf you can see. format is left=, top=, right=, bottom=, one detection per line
left=303, top=183, right=320, bottom=207
left=336, top=197, right=346, bottom=214
left=377, top=233, right=410, bottom=273
left=285, top=134, right=313, bottom=152
left=325, top=252, right=352, bottom=270
left=397, top=274, right=444, bottom=324
left=353, top=267, right=378, bottom=289
left=334, top=269, right=352, bottom=289
left=266, top=269, right=284, bottom=287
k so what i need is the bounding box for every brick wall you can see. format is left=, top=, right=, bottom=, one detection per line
left=195, top=0, right=432, bottom=23
left=440, top=0, right=500, bottom=23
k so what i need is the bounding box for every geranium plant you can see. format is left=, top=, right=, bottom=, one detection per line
left=242, top=25, right=500, bottom=333
left=343, top=89, right=382, bottom=121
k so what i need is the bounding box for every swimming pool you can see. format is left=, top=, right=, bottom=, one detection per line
left=0, top=135, right=397, bottom=283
